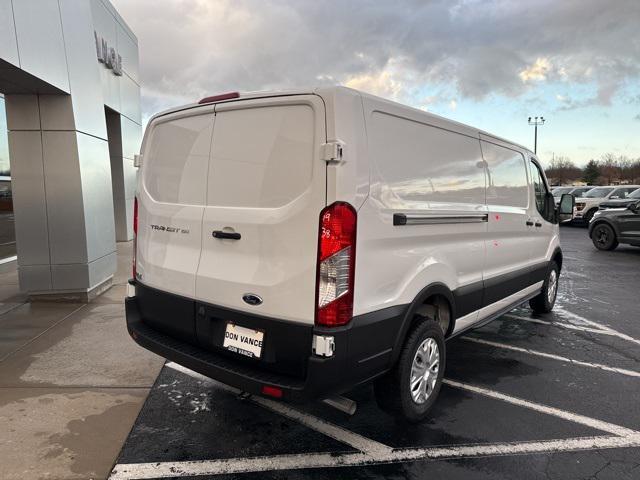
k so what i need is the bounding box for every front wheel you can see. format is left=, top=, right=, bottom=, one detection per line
left=529, top=261, right=559, bottom=313
left=374, top=320, right=445, bottom=423
left=591, top=223, right=618, bottom=251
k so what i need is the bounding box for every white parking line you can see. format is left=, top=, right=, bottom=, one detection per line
left=555, top=307, right=640, bottom=347
left=504, top=314, right=618, bottom=337
left=461, top=337, right=640, bottom=378
left=443, top=379, right=638, bottom=437
left=503, top=306, right=640, bottom=348
left=109, top=434, right=640, bottom=479
left=110, top=363, right=640, bottom=479
left=166, top=362, right=393, bottom=456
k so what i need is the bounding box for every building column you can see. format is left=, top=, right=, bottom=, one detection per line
left=6, top=93, right=116, bottom=300
left=106, top=109, right=139, bottom=241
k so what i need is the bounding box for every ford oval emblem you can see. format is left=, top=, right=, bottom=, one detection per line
left=242, top=293, right=263, bottom=306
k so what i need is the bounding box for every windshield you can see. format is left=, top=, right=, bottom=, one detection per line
left=584, top=187, right=614, bottom=198
left=553, top=187, right=573, bottom=197
left=630, top=189, right=640, bottom=199
left=571, top=187, right=593, bottom=198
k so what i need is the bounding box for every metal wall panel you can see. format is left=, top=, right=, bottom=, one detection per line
left=2, top=0, right=140, bottom=297
left=0, top=0, right=19, bottom=67
left=7, top=129, right=50, bottom=265
left=11, top=0, right=70, bottom=93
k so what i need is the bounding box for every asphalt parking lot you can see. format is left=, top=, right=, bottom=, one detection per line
left=109, top=226, right=640, bottom=480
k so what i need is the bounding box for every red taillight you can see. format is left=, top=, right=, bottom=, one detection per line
left=132, top=197, right=138, bottom=279
left=261, top=385, right=283, bottom=398
left=315, top=202, right=357, bottom=327
left=198, top=92, right=240, bottom=104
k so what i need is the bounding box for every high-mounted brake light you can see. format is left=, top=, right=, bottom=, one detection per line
left=315, top=202, right=357, bottom=327
left=198, top=92, right=240, bottom=104
left=132, top=196, right=138, bottom=279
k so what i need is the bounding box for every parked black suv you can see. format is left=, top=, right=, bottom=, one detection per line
left=589, top=201, right=640, bottom=250
left=598, top=188, right=640, bottom=210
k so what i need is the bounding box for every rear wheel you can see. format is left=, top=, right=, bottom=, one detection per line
left=591, top=223, right=618, bottom=251
left=529, top=261, right=559, bottom=314
left=374, top=320, right=445, bottom=423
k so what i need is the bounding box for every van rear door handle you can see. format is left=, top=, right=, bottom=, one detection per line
left=212, top=230, right=241, bottom=240
left=535, top=221, right=543, bottom=227
left=526, top=220, right=534, bottom=226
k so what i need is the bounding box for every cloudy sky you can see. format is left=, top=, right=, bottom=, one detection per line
left=112, top=0, right=640, bottom=166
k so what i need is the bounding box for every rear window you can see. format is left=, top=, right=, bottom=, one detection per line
left=144, top=113, right=213, bottom=205
left=610, top=187, right=638, bottom=199
left=207, top=105, right=314, bottom=208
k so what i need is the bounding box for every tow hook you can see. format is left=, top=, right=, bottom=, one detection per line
left=237, top=391, right=252, bottom=401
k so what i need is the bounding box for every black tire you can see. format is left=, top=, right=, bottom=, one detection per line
left=374, top=320, right=445, bottom=423
left=529, top=261, right=560, bottom=314
left=583, top=208, right=598, bottom=224
left=591, top=223, right=618, bottom=251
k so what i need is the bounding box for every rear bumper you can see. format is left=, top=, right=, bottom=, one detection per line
left=126, top=282, right=407, bottom=401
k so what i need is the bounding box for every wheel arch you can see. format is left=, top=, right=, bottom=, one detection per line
left=589, top=218, right=621, bottom=238
left=551, top=247, right=563, bottom=272
left=390, top=283, right=456, bottom=365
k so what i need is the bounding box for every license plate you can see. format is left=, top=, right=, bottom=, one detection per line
left=223, top=323, right=264, bottom=359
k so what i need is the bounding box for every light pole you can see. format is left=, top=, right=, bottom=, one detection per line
left=528, top=116, right=545, bottom=154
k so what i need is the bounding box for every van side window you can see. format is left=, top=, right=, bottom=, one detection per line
left=369, top=112, right=486, bottom=207
left=481, top=141, right=528, bottom=208
left=528, top=159, right=548, bottom=215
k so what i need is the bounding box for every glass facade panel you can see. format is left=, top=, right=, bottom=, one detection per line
left=0, top=96, right=15, bottom=260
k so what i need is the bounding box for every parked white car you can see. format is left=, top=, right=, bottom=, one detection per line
left=552, top=186, right=595, bottom=206
left=574, top=186, right=640, bottom=223
left=126, top=87, right=573, bottom=422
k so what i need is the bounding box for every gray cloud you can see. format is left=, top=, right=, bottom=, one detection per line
left=634, top=114, right=640, bottom=121
left=111, top=0, right=640, bottom=119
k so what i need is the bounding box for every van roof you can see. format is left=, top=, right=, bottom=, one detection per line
left=150, top=86, right=532, bottom=155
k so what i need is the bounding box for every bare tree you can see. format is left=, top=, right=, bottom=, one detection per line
left=545, top=156, right=582, bottom=185
left=628, top=158, right=640, bottom=183
left=598, top=153, right=620, bottom=185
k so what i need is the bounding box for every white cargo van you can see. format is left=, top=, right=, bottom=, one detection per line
left=126, top=87, right=574, bottom=422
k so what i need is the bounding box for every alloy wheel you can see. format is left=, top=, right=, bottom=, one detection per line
left=410, top=338, right=440, bottom=404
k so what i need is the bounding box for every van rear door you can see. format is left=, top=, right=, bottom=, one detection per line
left=195, top=95, right=326, bottom=325
left=137, top=108, right=215, bottom=299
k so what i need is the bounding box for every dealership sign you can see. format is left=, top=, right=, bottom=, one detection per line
left=94, top=31, right=122, bottom=76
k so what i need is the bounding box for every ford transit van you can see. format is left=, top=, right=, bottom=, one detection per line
left=126, top=87, right=574, bottom=422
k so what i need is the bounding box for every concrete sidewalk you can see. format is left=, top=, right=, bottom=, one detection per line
left=0, top=242, right=164, bottom=480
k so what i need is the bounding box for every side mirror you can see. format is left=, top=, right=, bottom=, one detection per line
left=558, top=193, right=575, bottom=223
left=628, top=202, right=640, bottom=214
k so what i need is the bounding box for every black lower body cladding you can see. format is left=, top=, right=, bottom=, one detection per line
left=126, top=262, right=552, bottom=401
left=126, top=282, right=408, bottom=401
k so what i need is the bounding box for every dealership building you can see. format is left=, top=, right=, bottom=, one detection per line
left=0, top=0, right=140, bottom=299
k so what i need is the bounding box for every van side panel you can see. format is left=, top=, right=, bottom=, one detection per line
left=317, top=87, right=370, bottom=209
left=136, top=110, right=214, bottom=298
left=356, top=99, right=487, bottom=323
left=480, top=137, right=534, bottom=304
